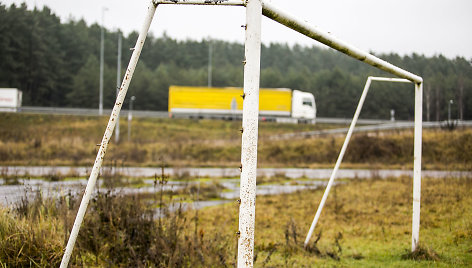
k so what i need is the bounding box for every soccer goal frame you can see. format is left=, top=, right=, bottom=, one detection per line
left=60, top=1, right=423, bottom=267
left=303, top=77, right=423, bottom=252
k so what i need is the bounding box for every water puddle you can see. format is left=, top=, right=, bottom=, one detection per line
left=0, top=176, right=327, bottom=212
left=1, top=167, right=469, bottom=211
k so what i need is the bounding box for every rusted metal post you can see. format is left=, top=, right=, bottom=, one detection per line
left=304, top=76, right=412, bottom=247
left=60, top=2, right=158, bottom=267
left=238, top=0, right=262, bottom=267
left=412, top=82, right=423, bottom=251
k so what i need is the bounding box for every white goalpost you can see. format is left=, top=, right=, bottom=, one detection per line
left=60, top=1, right=423, bottom=267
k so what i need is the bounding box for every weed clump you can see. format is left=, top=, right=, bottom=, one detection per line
left=0, top=208, right=64, bottom=266
left=77, top=189, right=233, bottom=266
left=402, top=244, right=440, bottom=261
left=0, top=190, right=67, bottom=266
left=0, top=181, right=232, bottom=267
left=304, top=230, right=343, bottom=261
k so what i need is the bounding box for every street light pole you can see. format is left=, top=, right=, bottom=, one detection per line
left=128, top=96, right=136, bottom=142
left=115, top=32, right=122, bottom=143
left=448, top=99, right=453, bottom=122
left=208, top=39, right=212, bottom=87
left=99, top=7, right=108, bottom=116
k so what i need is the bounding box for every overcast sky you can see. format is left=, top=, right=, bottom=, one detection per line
left=3, top=0, right=472, bottom=59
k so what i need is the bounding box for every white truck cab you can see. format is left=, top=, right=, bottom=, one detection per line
left=0, top=88, right=22, bottom=112
left=291, top=90, right=316, bottom=120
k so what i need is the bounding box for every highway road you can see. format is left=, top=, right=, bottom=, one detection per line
left=16, top=106, right=472, bottom=139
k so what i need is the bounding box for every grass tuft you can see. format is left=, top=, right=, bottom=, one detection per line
left=402, top=244, right=440, bottom=261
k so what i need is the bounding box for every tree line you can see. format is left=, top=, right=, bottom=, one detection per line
left=1, top=3, right=471, bottom=120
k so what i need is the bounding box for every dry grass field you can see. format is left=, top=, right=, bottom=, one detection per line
left=1, top=113, right=471, bottom=170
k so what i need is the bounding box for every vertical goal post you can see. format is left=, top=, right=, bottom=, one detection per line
left=60, top=0, right=423, bottom=267
left=238, top=0, right=262, bottom=267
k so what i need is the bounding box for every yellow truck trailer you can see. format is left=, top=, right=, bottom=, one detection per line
left=168, top=86, right=316, bottom=120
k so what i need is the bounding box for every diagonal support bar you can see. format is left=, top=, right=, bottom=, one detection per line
left=261, top=0, right=422, bottom=84
left=60, top=2, right=159, bottom=267
left=304, top=76, right=374, bottom=247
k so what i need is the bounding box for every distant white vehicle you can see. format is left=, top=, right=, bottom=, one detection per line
left=290, top=90, right=316, bottom=120
left=0, top=88, right=22, bottom=112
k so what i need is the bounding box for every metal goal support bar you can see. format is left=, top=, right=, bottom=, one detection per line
left=59, top=2, right=159, bottom=267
